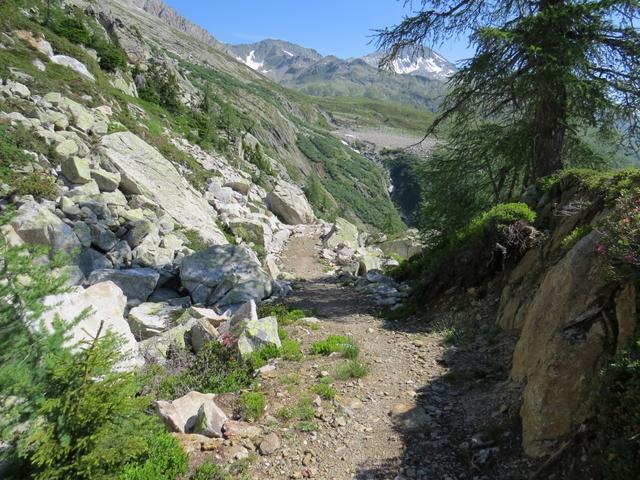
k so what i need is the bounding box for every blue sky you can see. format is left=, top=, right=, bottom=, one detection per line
left=163, top=0, right=473, bottom=63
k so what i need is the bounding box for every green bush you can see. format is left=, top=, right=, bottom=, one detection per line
left=595, top=332, right=640, bottom=478
left=14, top=172, right=58, bottom=199
left=280, top=339, right=303, bottom=361
left=238, top=392, right=266, bottom=421
left=276, top=397, right=314, bottom=422
left=335, top=360, right=369, bottom=380
left=597, top=191, right=640, bottom=280
left=183, top=229, right=209, bottom=251
left=296, top=132, right=405, bottom=233
left=391, top=202, right=536, bottom=285
left=121, top=430, right=187, bottom=480
left=156, top=342, right=253, bottom=399
left=244, top=143, right=273, bottom=175
left=53, top=17, right=90, bottom=45
left=0, top=124, right=58, bottom=199
left=95, top=40, right=128, bottom=72
left=257, top=304, right=305, bottom=326
left=311, top=335, right=359, bottom=359
left=190, top=461, right=232, bottom=480
left=312, top=380, right=336, bottom=400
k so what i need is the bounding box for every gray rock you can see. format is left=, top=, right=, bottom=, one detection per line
left=189, top=318, right=219, bottom=353
left=148, top=287, right=184, bottom=303
left=236, top=315, right=281, bottom=357
left=325, top=217, right=360, bottom=250
left=180, top=245, right=272, bottom=307
left=11, top=201, right=80, bottom=254
left=55, top=139, right=79, bottom=158
left=60, top=196, right=81, bottom=219
left=106, top=240, right=133, bottom=267
left=125, top=220, right=158, bottom=248
left=90, top=168, right=121, bottom=192
left=194, top=399, right=228, bottom=438
left=87, top=268, right=159, bottom=305
left=90, top=224, right=118, bottom=251
left=266, top=180, right=316, bottom=225
left=73, top=221, right=92, bottom=248
left=155, top=391, right=225, bottom=434
left=259, top=433, right=281, bottom=455
left=76, top=248, right=112, bottom=277
left=50, top=55, right=95, bottom=81
left=229, top=218, right=265, bottom=246
left=9, top=81, right=30, bottom=98
left=127, top=301, right=184, bottom=340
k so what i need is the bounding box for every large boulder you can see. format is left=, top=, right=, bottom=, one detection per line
left=507, top=232, right=637, bottom=457
left=11, top=201, right=80, bottom=254
left=265, top=181, right=315, bottom=225
left=325, top=218, right=359, bottom=250
left=94, top=132, right=227, bottom=245
left=37, top=282, right=142, bottom=370
left=87, top=268, right=159, bottom=305
left=50, top=55, right=95, bottom=81
left=180, top=245, right=272, bottom=307
left=155, top=391, right=227, bottom=437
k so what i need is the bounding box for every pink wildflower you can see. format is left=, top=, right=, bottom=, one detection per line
left=596, top=244, right=606, bottom=254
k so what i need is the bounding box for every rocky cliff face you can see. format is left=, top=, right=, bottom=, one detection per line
left=498, top=177, right=637, bottom=457
left=119, top=0, right=225, bottom=49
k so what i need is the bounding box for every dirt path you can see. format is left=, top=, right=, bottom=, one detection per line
left=249, top=227, right=534, bottom=480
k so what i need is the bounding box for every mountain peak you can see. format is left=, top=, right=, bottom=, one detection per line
left=362, top=46, right=456, bottom=79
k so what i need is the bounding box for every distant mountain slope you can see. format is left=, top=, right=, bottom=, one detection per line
left=226, top=39, right=453, bottom=109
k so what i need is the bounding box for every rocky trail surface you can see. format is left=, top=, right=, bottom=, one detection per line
left=247, top=228, right=536, bottom=480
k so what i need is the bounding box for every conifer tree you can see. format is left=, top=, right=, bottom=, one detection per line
left=377, top=1, right=640, bottom=181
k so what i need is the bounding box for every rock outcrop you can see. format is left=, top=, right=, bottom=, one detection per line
left=94, top=132, right=227, bottom=245
left=497, top=182, right=638, bottom=457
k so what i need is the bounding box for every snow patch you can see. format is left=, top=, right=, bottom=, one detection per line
left=282, top=49, right=294, bottom=57
left=239, top=50, right=270, bottom=74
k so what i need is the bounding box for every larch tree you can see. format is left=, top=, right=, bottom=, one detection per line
left=377, top=1, right=640, bottom=183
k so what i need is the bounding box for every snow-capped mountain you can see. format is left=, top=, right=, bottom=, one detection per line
left=226, top=40, right=322, bottom=81
left=225, top=40, right=455, bottom=108
left=361, top=46, right=456, bottom=80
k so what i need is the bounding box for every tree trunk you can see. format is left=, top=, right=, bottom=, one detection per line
left=532, top=81, right=567, bottom=179
left=531, top=0, right=568, bottom=180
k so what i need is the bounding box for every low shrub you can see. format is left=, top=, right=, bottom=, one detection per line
left=257, top=304, right=305, bottom=326
left=190, top=461, right=233, bottom=480
left=121, top=430, right=187, bottom=480
left=14, top=172, right=58, bottom=199
left=311, top=335, right=359, bottom=359
left=276, top=397, right=314, bottom=422
left=156, top=342, right=253, bottom=399
left=593, top=331, right=640, bottom=478
left=335, top=360, right=369, bottom=380
left=312, top=380, right=336, bottom=400
left=238, top=392, right=266, bottom=421
left=280, top=339, right=303, bottom=361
